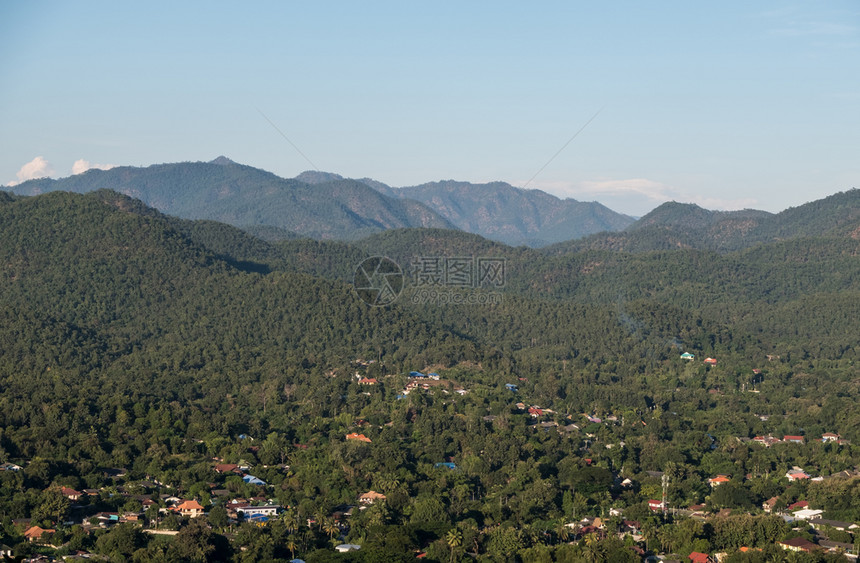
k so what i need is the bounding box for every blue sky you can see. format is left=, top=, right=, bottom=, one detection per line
left=1, top=1, right=858, bottom=215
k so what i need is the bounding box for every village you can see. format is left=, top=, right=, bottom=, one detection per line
left=2, top=359, right=857, bottom=562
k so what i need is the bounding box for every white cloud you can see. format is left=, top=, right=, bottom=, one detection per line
left=529, top=177, right=759, bottom=216
left=8, top=156, right=54, bottom=186
left=72, top=159, right=115, bottom=175
left=579, top=178, right=675, bottom=202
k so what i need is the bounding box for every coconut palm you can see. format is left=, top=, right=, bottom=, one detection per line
left=446, top=527, right=463, bottom=563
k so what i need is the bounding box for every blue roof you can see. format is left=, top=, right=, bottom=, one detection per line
left=435, top=462, right=456, bottom=469
left=243, top=475, right=266, bottom=485
left=409, top=371, right=425, bottom=377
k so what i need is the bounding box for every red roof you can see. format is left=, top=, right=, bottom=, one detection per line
left=24, top=526, right=55, bottom=540
left=177, top=500, right=204, bottom=511
left=689, top=552, right=709, bottom=563
left=346, top=433, right=372, bottom=443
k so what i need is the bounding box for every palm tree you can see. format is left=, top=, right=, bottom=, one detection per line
left=583, top=532, right=605, bottom=563
left=280, top=508, right=299, bottom=534
left=446, top=528, right=463, bottom=563
left=555, top=520, right=570, bottom=544
left=286, top=535, right=297, bottom=560
left=323, top=517, right=340, bottom=541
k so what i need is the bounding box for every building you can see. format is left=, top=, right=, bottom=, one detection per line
left=778, top=537, right=818, bottom=553
left=176, top=500, right=204, bottom=518
left=358, top=491, right=386, bottom=505
left=237, top=505, right=280, bottom=518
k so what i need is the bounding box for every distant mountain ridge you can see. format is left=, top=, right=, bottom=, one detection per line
left=6, top=157, right=857, bottom=249
left=6, top=158, right=455, bottom=240
left=368, top=179, right=635, bottom=246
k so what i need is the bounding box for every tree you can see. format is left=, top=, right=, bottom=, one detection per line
left=170, top=518, right=230, bottom=562
left=207, top=505, right=228, bottom=529
left=446, top=528, right=463, bottom=563
left=94, top=524, right=147, bottom=561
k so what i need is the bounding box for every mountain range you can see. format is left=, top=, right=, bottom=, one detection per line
left=5, top=158, right=634, bottom=246
left=4, top=157, right=857, bottom=250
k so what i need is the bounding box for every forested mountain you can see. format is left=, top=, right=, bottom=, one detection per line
left=2, top=190, right=860, bottom=562
left=368, top=178, right=635, bottom=246
left=5, top=158, right=455, bottom=240
left=549, top=189, right=860, bottom=253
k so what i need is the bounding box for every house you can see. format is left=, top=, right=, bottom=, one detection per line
left=808, top=518, right=859, bottom=532
left=708, top=475, right=731, bottom=487
left=0, top=463, right=22, bottom=472
left=435, top=462, right=457, bottom=470
left=177, top=500, right=204, bottom=518
left=408, top=371, right=425, bottom=378
left=752, top=435, right=780, bottom=447
left=242, top=475, right=266, bottom=486
left=237, top=505, right=280, bottom=518
left=23, top=526, right=55, bottom=543
left=786, top=468, right=810, bottom=482
left=783, top=435, right=804, bottom=444
left=648, top=500, right=664, bottom=512
left=335, top=544, right=361, bottom=553
left=688, top=552, right=710, bottom=563
left=680, top=352, right=695, bottom=360
left=786, top=500, right=808, bottom=511
left=818, top=539, right=857, bottom=554
left=778, top=537, right=818, bottom=553
left=505, top=383, right=518, bottom=392
left=792, top=508, right=824, bottom=520
left=528, top=407, right=544, bottom=418
left=345, top=433, right=372, bottom=443
left=214, top=463, right=240, bottom=474
left=358, top=377, right=378, bottom=385
left=762, top=497, right=779, bottom=513
left=60, top=487, right=83, bottom=501
left=821, top=433, right=840, bottom=442
left=703, top=357, right=717, bottom=365
left=358, top=491, right=386, bottom=505
left=92, top=512, right=120, bottom=527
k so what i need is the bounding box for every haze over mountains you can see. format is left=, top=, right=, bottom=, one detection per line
left=4, top=156, right=857, bottom=250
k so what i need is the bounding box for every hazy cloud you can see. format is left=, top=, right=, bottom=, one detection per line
left=531, top=177, right=759, bottom=216
left=72, top=159, right=115, bottom=175
left=8, top=156, right=54, bottom=186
